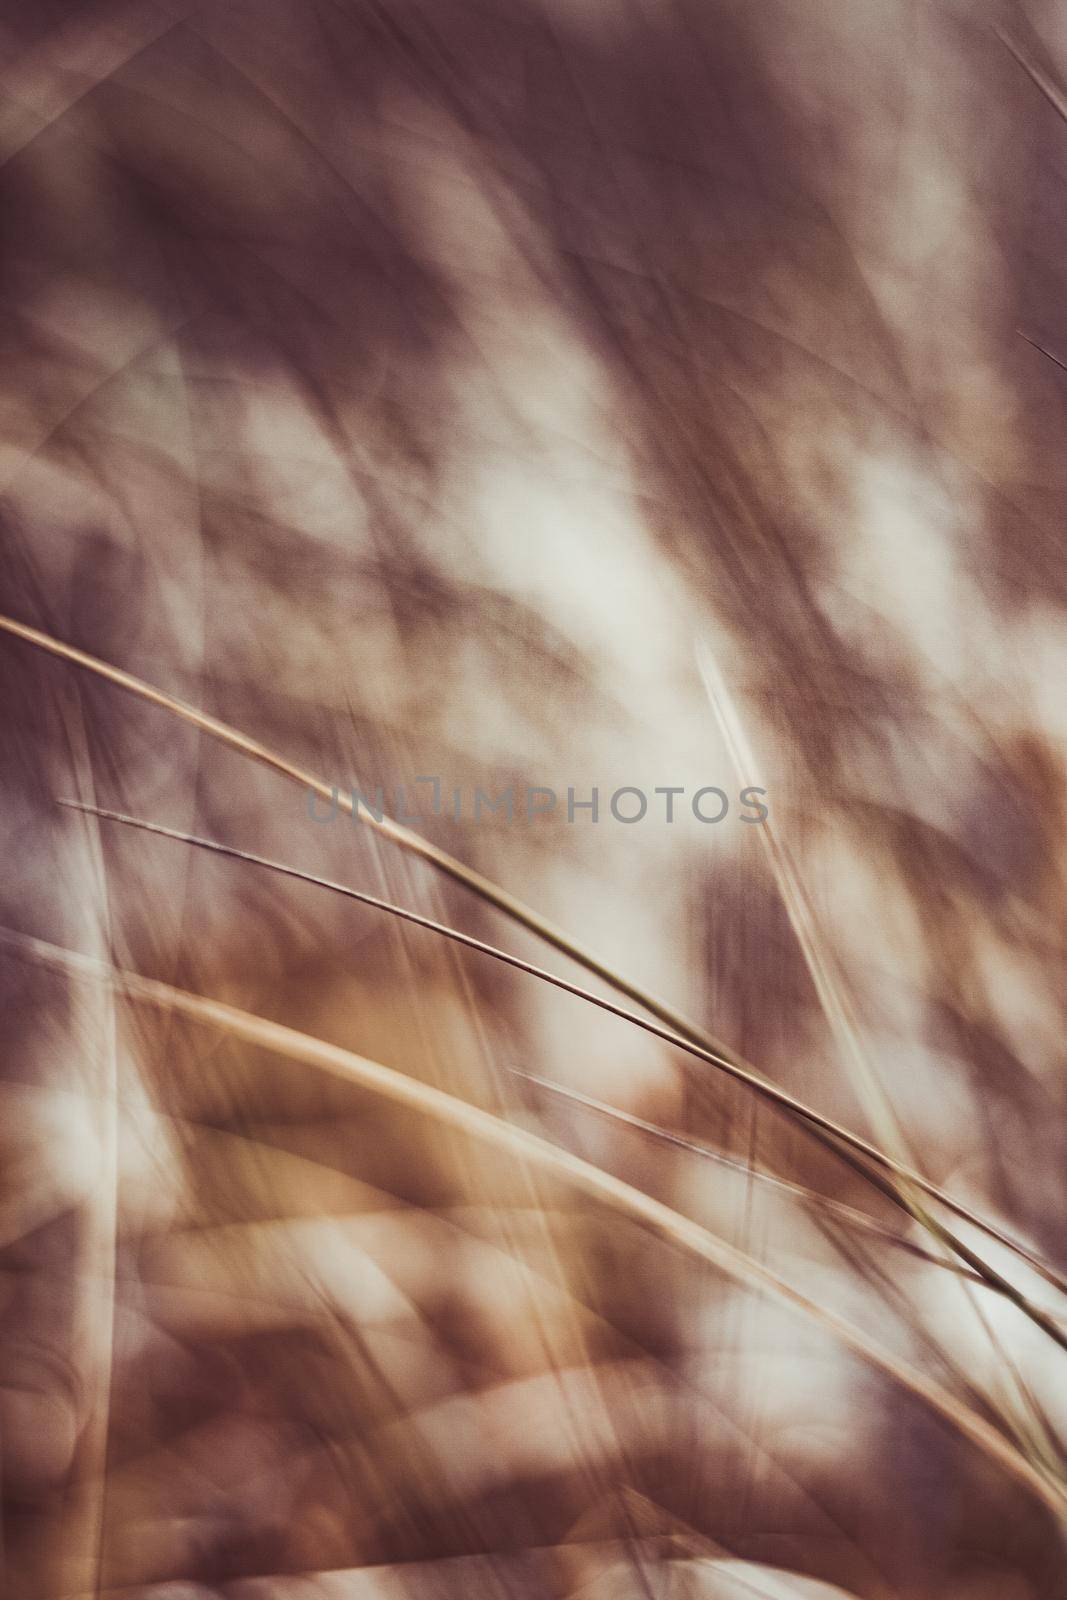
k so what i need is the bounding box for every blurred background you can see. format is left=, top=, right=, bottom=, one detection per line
left=2, top=0, right=1067, bottom=1595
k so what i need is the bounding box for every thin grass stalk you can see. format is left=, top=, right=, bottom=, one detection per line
left=0, top=921, right=1063, bottom=1519
left=57, top=796, right=1067, bottom=1346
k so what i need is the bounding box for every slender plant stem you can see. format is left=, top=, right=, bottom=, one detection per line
left=0, top=920, right=1062, bottom=1518
left=56, top=796, right=1067, bottom=1345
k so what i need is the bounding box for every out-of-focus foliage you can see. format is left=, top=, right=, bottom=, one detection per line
left=2, top=1, right=1067, bottom=1596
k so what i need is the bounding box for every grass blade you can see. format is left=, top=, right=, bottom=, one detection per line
left=57, top=798, right=1067, bottom=1340
left=0, top=920, right=1062, bottom=1519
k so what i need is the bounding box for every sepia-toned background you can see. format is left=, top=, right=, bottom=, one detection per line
left=2, top=1, right=1067, bottom=1595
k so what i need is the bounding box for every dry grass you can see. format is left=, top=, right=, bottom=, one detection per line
left=3, top=5, right=1067, bottom=1593
left=1, top=920, right=1061, bottom=1521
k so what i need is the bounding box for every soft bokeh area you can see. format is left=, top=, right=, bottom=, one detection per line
left=2, top=2, right=1067, bottom=1596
